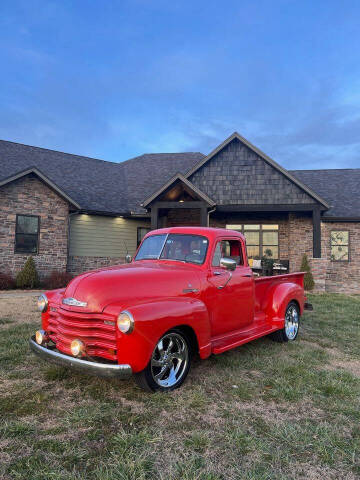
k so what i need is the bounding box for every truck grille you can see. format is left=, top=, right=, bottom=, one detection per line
left=48, top=308, right=117, bottom=361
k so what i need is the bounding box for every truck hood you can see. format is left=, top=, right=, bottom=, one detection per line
left=61, top=261, right=202, bottom=313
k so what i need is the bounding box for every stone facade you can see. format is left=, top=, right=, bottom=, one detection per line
left=165, top=208, right=201, bottom=227
left=321, top=222, right=360, bottom=294
left=67, top=256, right=125, bottom=276
left=0, top=174, right=69, bottom=279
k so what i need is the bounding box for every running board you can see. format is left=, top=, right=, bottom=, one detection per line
left=212, top=325, right=279, bottom=354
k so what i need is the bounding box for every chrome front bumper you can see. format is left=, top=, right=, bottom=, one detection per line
left=29, top=336, right=132, bottom=379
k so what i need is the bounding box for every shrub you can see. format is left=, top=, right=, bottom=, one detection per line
left=261, top=248, right=275, bottom=276
left=300, top=253, right=315, bottom=291
left=15, top=256, right=40, bottom=289
left=0, top=272, right=15, bottom=290
left=42, top=270, right=73, bottom=290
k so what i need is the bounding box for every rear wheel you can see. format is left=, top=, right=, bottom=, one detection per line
left=135, top=330, right=191, bottom=392
left=270, top=301, right=300, bottom=343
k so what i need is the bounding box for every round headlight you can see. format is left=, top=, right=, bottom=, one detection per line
left=35, top=329, right=48, bottom=345
left=37, top=294, right=48, bottom=313
left=71, top=339, right=85, bottom=357
left=117, top=311, right=134, bottom=334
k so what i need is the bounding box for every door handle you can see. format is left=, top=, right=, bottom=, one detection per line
left=214, top=271, right=223, bottom=276
left=242, top=274, right=252, bottom=277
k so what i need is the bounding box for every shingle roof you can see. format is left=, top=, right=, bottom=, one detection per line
left=0, top=139, right=359, bottom=219
left=0, top=140, right=204, bottom=214
left=290, top=169, right=360, bottom=218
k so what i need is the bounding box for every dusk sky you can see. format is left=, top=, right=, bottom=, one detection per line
left=1, top=0, right=360, bottom=169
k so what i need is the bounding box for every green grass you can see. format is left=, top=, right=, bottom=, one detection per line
left=0, top=294, right=359, bottom=479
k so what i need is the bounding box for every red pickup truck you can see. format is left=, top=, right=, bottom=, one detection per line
left=30, top=227, right=306, bottom=392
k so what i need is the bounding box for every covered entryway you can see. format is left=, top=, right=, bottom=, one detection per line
left=141, top=173, right=216, bottom=229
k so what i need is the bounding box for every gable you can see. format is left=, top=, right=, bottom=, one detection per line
left=142, top=173, right=215, bottom=207
left=188, top=137, right=321, bottom=206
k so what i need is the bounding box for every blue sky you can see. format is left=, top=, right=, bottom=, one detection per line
left=1, top=0, right=360, bottom=169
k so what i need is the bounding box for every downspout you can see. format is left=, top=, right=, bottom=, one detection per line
left=207, top=206, right=216, bottom=227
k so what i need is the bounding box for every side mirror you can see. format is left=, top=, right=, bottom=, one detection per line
left=220, top=257, right=237, bottom=271
left=125, top=254, right=132, bottom=264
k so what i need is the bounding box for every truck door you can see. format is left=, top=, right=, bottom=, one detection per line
left=206, top=237, right=254, bottom=337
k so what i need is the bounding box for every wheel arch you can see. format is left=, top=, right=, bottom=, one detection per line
left=266, top=282, right=304, bottom=328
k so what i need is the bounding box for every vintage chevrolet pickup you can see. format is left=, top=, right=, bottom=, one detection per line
left=30, top=227, right=307, bottom=392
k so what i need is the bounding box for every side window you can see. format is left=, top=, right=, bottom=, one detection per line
left=331, top=231, right=349, bottom=261
left=212, top=243, right=222, bottom=266
left=15, top=215, right=40, bottom=254
left=212, top=240, right=244, bottom=266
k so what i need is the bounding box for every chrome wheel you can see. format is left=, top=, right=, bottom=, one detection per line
left=285, top=304, right=299, bottom=340
left=151, top=332, right=189, bottom=388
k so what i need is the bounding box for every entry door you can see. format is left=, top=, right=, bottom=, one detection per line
left=205, top=238, right=254, bottom=337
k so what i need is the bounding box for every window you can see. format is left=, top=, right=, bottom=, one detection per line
left=135, top=234, right=209, bottom=265
left=227, top=224, right=279, bottom=259
left=331, top=231, right=349, bottom=261
left=212, top=240, right=243, bottom=266
left=15, top=215, right=40, bottom=254
left=137, top=227, right=151, bottom=247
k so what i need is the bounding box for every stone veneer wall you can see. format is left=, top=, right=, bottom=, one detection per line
left=164, top=208, right=201, bottom=227
left=0, top=175, right=69, bottom=279
left=321, top=222, right=360, bottom=294
left=67, top=256, right=125, bottom=276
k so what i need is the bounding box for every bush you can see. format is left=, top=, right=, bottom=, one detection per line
left=15, top=256, right=40, bottom=289
left=0, top=272, right=15, bottom=290
left=300, top=253, right=315, bottom=291
left=42, top=270, right=73, bottom=290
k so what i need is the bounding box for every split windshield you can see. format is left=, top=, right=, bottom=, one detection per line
left=135, top=234, right=209, bottom=265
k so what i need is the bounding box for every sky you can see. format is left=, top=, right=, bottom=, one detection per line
left=1, top=0, right=360, bottom=169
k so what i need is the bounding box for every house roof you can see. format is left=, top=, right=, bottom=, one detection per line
left=0, top=137, right=359, bottom=219
left=291, top=169, right=360, bottom=218
left=0, top=140, right=204, bottom=214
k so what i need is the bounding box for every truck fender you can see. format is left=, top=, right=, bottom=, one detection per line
left=265, top=282, right=304, bottom=329
left=105, top=297, right=212, bottom=373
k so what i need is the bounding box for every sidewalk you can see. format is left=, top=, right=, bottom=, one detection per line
left=0, top=290, right=42, bottom=298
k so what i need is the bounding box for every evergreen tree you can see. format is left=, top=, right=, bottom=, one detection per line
left=300, top=253, right=315, bottom=291
left=16, top=256, right=40, bottom=289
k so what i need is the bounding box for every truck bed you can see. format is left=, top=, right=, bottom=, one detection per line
left=254, top=272, right=305, bottom=314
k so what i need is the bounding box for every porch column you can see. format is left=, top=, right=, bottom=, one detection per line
left=312, top=207, right=321, bottom=258
left=200, top=207, right=208, bottom=227
left=151, top=205, right=159, bottom=230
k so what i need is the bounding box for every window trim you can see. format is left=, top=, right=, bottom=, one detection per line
left=330, top=230, right=350, bottom=262
left=137, top=226, right=151, bottom=247
left=14, top=214, right=40, bottom=255
left=226, top=223, right=279, bottom=259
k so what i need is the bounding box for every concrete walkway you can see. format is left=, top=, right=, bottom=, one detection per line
left=0, top=290, right=42, bottom=298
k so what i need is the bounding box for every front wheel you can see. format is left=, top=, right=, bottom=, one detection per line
left=270, top=301, right=300, bottom=343
left=135, top=330, right=191, bottom=392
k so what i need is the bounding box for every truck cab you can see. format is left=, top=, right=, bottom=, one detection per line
left=30, top=227, right=305, bottom=392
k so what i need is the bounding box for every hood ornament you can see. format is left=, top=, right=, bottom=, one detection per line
left=62, top=297, right=88, bottom=308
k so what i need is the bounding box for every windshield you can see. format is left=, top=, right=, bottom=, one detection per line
left=135, top=234, right=209, bottom=264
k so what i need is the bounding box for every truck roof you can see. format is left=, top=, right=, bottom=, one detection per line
left=149, top=226, right=245, bottom=241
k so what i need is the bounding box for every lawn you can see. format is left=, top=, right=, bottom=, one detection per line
left=0, top=294, right=359, bottom=480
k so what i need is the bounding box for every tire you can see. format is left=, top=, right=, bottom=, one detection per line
left=135, top=329, right=191, bottom=392
left=270, top=301, right=300, bottom=343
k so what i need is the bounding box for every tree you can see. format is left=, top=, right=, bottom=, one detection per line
left=300, top=254, right=315, bottom=291
left=16, top=256, right=40, bottom=289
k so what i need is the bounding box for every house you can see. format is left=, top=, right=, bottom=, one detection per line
left=0, top=132, right=359, bottom=293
